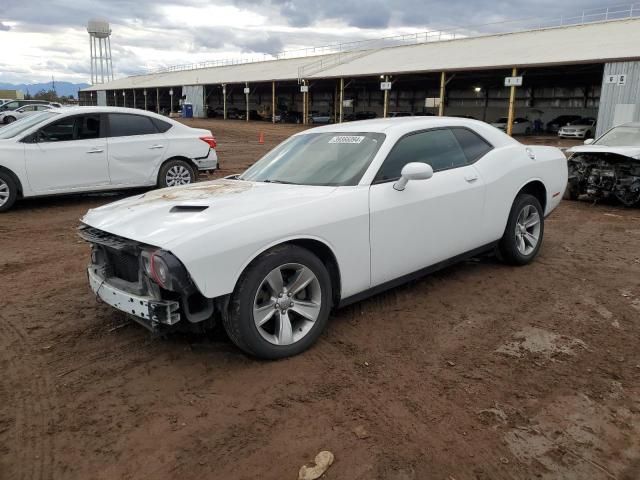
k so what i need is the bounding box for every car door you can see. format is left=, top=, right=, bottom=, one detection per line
left=369, top=127, right=490, bottom=286
left=24, top=113, right=109, bottom=193
left=105, top=113, right=168, bottom=185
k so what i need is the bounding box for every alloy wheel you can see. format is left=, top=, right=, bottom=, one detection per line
left=253, top=263, right=322, bottom=346
left=165, top=165, right=192, bottom=186
left=515, top=204, right=541, bottom=255
left=0, top=178, right=9, bottom=207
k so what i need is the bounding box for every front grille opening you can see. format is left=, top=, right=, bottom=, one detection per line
left=105, top=249, right=139, bottom=283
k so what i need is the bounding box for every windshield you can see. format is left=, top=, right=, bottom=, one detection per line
left=595, top=125, right=640, bottom=147
left=239, top=132, right=386, bottom=186
left=0, top=111, right=58, bottom=139
left=569, top=118, right=594, bottom=126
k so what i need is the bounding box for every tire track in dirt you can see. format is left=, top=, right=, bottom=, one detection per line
left=0, top=314, right=56, bottom=480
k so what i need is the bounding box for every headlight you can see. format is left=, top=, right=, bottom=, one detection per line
left=150, top=251, right=170, bottom=288
left=141, top=249, right=192, bottom=292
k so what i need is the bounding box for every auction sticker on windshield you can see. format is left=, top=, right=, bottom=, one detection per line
left=328, top=135, right=365, bottom=144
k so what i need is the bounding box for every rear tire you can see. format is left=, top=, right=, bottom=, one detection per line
left=0, top=171, right=18, bottom=212
left=157, top=159, right=196, bottom=188
left=223, top=244, right=332, bottom=359
left=498, top=194, right=544, bottom=265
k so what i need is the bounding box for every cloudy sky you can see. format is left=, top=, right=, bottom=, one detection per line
left=0, top=0, right=615, bottom=85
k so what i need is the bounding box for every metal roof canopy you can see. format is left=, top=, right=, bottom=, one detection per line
left=83, top=18, right=640, bottom=92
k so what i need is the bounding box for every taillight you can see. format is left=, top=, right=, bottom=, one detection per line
left=200, top=136, right=217, bottom=149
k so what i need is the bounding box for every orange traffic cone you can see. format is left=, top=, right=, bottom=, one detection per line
left=258, top=132, right=265, bottom=144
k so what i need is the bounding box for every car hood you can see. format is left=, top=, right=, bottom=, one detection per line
left=560, top=124, right=593, bottom=130
left=566, top=145, right=640, bottom=159
left=81, top=179, right=338, bottom=248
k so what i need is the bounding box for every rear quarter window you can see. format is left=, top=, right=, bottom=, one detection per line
left=108, top=113, right=159, bottom=137
left=451, top=128, right=493, bottom=164
left=151, top=117, right=172, bottom=133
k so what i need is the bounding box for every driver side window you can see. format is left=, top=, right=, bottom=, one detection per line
left=375, top=128, right=468, bottom=182
left=38, top=117, right=75, bottom=142
left=37, top=115, right=101, bottom=143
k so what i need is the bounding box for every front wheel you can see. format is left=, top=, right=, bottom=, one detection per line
left=498, top=194, right=544, bottom=265
left=0, top=172, right=18, bottom=212
left=157, top=159, right=196, bottom=188
left=223, top=244, right=332, bottom=359
left=5, top=116, right=16, bottom=124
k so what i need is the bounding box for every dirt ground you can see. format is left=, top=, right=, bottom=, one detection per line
left=1, top=119, right=639, bottom=480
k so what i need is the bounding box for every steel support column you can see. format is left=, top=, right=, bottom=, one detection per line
left=339, top=78, right=344, bottom=123
left=383, top=75, right=389, bottom=118
left=506, top=67, right=518, bottom=136
left=438, top=71, right=446, bottom=116
left=272, top=81, right=276, bottom=124
left=246, top=82, right=250, bottom=123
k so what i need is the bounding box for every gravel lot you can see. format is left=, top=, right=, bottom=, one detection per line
left=1, top=119, right=639, bottom=480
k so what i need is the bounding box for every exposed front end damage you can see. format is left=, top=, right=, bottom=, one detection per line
left=78, top=225, right=218, bottom=333
left=567, top=152, right=640, bottom=206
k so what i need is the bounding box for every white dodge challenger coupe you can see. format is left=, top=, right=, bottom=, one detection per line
left=0, top=107, right=218, bottom=212
left=80, top=117, right=567, bottom=359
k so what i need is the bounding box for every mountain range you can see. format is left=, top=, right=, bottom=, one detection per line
left=0, top=82, right=90, bottom=99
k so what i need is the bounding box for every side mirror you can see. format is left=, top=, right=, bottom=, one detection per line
left=393, top=162, right=434, bottom=191
left=583, top=138, right=594, bottom=145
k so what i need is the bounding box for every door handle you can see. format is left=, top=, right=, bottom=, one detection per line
left=87, top=148, right=104, bottom=154
left=464, top=174, right=479, bottom=183
left=149, top=144, right=164, bottom=149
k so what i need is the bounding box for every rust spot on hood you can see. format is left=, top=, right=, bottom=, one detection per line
left=140, top=179, right=252, bottom=203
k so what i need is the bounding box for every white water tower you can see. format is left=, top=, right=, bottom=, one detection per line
left=87, top=19, right=114, bottom=84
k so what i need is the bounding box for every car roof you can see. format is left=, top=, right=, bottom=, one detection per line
left=301, top=116, right=516, bottom=144
left=51, top=106, right=178, bottom=123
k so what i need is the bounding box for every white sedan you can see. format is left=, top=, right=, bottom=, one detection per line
left=0, top=103, right=53, bottom=124
left=0, top=107, right=218, bottom=212
left=80, top=117, right=567, bottom=359
left=491, top=117, right=532, bottom=135
left=558, top=117, right=596, bottom=139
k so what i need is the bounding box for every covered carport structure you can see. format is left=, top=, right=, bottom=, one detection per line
left=80, top=16, right=640, bottom=136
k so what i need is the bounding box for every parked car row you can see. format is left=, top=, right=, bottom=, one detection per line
left=0, top=103, right=55, bottom=124
left=0, top=107, right=218, bottom=212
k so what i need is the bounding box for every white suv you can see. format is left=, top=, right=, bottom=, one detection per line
left=0, top=107, right=218, bottom=212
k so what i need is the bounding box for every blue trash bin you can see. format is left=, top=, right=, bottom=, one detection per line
left=182, top=103, right=193, bottom=118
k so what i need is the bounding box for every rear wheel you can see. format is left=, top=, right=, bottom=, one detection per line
left=498, top=194, right=544, bottom=265
left=0, top=172, right=18, bottom=212
left=223, top=244, right=332, bottom=359
left=158, top=159, right=196, bottom=188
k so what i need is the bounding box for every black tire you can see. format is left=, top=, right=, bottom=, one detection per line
left=498, top=193, right=545, bottom=266
left=223, top=244, right=332, bottom=359
left=525, top=127, right=531, bottom=135
left=157, top=159, right=196, bottom=188
left=5, top=116, right=16, bottom=124
left=0, top=171, right=18, bottom=213
left=585, top=130, right=593, bottom=139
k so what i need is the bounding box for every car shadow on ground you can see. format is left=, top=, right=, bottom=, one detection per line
left=109, top=251, right=506, bottom=359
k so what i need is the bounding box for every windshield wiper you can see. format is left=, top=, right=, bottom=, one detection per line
left=262, top=179, right=299, bottom=185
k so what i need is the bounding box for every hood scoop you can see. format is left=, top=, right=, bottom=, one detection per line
left=170, top=205, right=209, bottom=213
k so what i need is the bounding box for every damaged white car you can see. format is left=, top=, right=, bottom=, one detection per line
left=566, top=122, right=640, bottom=206
left=80, top=117, right=567, bottom=359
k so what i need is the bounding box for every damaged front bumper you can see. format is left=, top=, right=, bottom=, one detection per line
left=88, top=265, right=180, bottom=330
